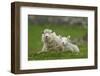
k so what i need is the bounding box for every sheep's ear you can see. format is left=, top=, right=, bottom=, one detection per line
left=49, top=30, right=52, bottom=33
left=42, top=34, right=44, bottom=37
left=44, top=29, right=48, bottom=32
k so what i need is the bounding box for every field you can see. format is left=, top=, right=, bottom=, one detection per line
left=28, top=23, right=88, bottom=60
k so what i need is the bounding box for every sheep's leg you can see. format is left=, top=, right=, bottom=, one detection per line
left=42, top=45, right=47, bottom=51
left=37, top=45, right=47, bottom=54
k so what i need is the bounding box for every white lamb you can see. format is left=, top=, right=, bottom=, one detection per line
left=61, top=36, right=80, bottom=53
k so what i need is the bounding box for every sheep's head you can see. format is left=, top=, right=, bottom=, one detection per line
left=42, top=29, right=53, bottom=42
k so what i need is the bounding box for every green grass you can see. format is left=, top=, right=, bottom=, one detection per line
left=28, top=24, right=88, bottom=60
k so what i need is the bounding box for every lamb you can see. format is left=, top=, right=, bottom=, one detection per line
left=61, top=36, right=80, bottom=53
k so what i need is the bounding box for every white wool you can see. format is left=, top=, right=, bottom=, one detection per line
left=39, top=29, right=64, bottom=53
left=39, top=29, right=79, bottom=54
left=61, top=36, right=80, bottom=53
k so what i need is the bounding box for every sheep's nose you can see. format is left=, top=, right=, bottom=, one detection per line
left=46, top=36, right=48, bottom=38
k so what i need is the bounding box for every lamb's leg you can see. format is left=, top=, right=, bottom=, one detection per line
left=67, top=46, right=74, bottom=53
left=73, top=45, right=80, bottom=54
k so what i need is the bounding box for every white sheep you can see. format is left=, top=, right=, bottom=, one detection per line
left=38, top=29, right=64, bottom=53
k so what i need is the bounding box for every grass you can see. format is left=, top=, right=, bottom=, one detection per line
left=28, top=23, right=88, bottom=60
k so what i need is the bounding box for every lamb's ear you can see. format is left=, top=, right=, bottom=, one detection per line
left=52, top=32, right=56, bottom=36
left=59, top=35, right=62, bottom=38
left=51, top=31, right=53, bottom=33
left=52, top=32, right=55, bottom=34
left=67, top=35, right=71, bottom=39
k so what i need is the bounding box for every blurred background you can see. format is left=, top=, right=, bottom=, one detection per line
left=28, top=15, right=87, bottom=28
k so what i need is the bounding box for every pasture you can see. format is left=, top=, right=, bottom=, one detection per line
left=28, top=24, right=88, bottom=60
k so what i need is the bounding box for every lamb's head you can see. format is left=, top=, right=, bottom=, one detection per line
left=61, top=36, right=71, bottom=46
